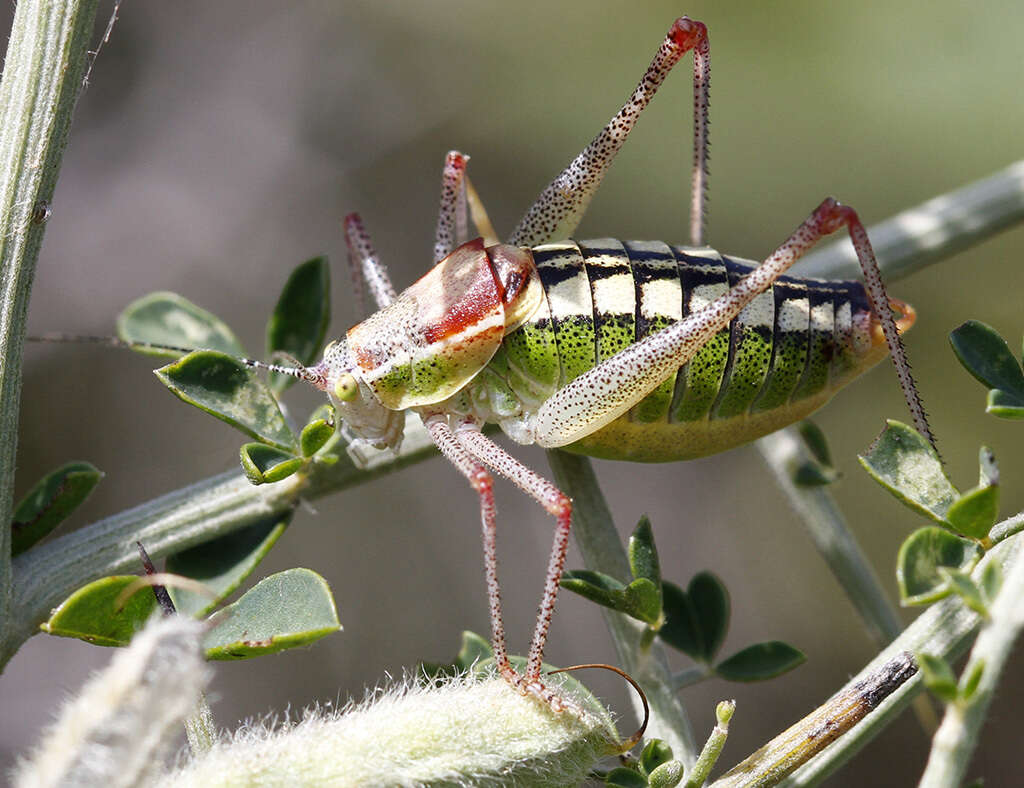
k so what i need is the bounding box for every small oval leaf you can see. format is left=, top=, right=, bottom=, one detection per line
left=658, top=580, right=702, bottom=659
left=266, top=256, right=331, bottom=392
left=859, top=421, right=958, bottom=523
left=455, top=630, right=493, bottom=670
left=203, top=569, right=340, bottom=659
left=648, top=760, right=684, bottom=788
left=604, top=767, right=649, bottom=788
left=12, top=461, right=103, bottom=556
left=118, top=291, right=245, bottom=358
left=917, top=652, right=958, bottom=702
left=639, top=738, right=674, bottom=777
left=939, top=569, right=988, bottom=616
left=950, top=321, right=1024, bottom=396
left=980, top=561, right=1002, bottom=603
left=689, top=571, right=730, bottom=662
left=714, top=641, right=806, bottom=682
left=987, top=389, right=1024, bottom=418
left=798, top=420, right=832, bottom=467
left=958, top=658, right=985, bottom=702
left=239, top=443, right=303, bottom=485
left=792, top=461, right=839, bottom=487
left=629, top=516, right=662, bottom=591
left=300, top=418, right=335, bottom=457
left=167, top=513, right=291, bottom=618
left=622, top=578, right=662, bottom=626
left=561, top=570, right=627, bottom=610
left=897, top=527, right=983, bottom=605
left=156, top=351, right=296, bottom=450
left=41, top=576, right=157, bottom=646
left=946, top=485, right=998, bottom=540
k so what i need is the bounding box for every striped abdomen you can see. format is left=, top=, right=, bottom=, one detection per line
left=493, top=238, right=912, bottom=462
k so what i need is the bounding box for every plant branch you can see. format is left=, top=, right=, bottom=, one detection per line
left=800, top=160, right=1024, bottom=281
left=917, top=531, right=1024, bottom=787
left=0, top=0, right=100, bottom=647
left=0, top=419, right=436, bottom=668
left=773, top=533, right=1023, bottom=786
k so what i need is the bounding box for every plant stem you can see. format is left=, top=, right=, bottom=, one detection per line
left=0, top=422, right=436, bottom=668
left=772, top=533, right=1022, bottom=786
left=756, top=432, right=903, bottom=645
left=755, top=431, right=940, bottom=735
left=547, top=449, right=698, bottom=766
left=800, top=160, right=1024, bottom=281
left=0, top=0, right=100, bottom=651
left=917, top=529, right=1024, bottom=787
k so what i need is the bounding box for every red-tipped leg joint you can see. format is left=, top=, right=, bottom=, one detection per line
left=671, top=16, right=708, bottom=50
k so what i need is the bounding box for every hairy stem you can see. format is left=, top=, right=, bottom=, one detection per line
left=0, top=0, right=100, bottom=649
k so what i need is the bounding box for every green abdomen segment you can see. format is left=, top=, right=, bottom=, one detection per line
left=501, top=239, right=890, bottom=461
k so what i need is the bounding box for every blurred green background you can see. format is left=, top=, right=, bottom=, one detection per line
left=4, top=1, right=1023, bottom=783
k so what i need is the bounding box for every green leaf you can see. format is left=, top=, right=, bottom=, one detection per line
left=958, top=658, right=985, bottom=702
left=629, top=516, right=662, bottom=602
left=793, top=421, right=839, bottom=486
left=620, top=579, right=662, bottom=626
left=40, top=576, right=157, bottom=646
left=561, top=569, right=626, bottom=607
left=166, top=513, right=291, bottom=618
left=560, top=570, right=661, bottom=625
left=118, top=291, right=245, bottom=358
left=266, top=256, right=331, bottom=392
left=946, top=486, right=998, bottom=541
left=11, top=461, right=103, bottom=555
left=714, top=641, right=805, bottom=682
left=917, top=652, right=958, bottom=703
left=156, top=351, right=297, bottom=450
left=897, top=527, right=983, bottom=605
left=980, top=561, right=1002, bottom=603
left=604, top=767, right=649, bottom=788
left=239, top=443, right=304, bottom=485
left=647, top=761, right=683, bottom=788
left=454, top=630, right=493, bottom=670
left=946, top=448, right=999, bottom=540
left=689, top=572, right=729, bottom=661
left=798, top=420, right=833, bottom=466
left=950, top=321, right=1024, bottom=397
left=658, top=573, right=730, bottom=662
left=203, top=569, right=340, bottom=660
left=792, top=461, right=839, bottom=487
left=986, top=388, right=1024, bottom=418
left=938, top=569, right=988, bottom=617
left=639, top=739, right=674, bottom=776
left=300, top=418, right=334, bottom=457
left=859, top=420, right=958, bottom=523
left=659, top=580, right=701, bottom=658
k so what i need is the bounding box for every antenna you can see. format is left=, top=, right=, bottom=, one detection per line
left=28, top=333, right=328, bottom=390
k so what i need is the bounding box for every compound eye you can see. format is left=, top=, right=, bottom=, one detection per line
left=333, top=373, right=359, bottom=402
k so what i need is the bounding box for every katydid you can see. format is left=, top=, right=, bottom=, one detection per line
left=260, top=16, right=931, bottom=710
left=63, top=16, right=930, bottom=712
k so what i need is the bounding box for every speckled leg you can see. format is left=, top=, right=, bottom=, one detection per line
left=342, top=212, right=397, bottom=313
left=533, top=198, right=932, bottom=448
left=508, top=16, right=710, bottom=248
left=433, top=150, right=471, bottom=264
left=454, top=422, right=573, bottom=684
